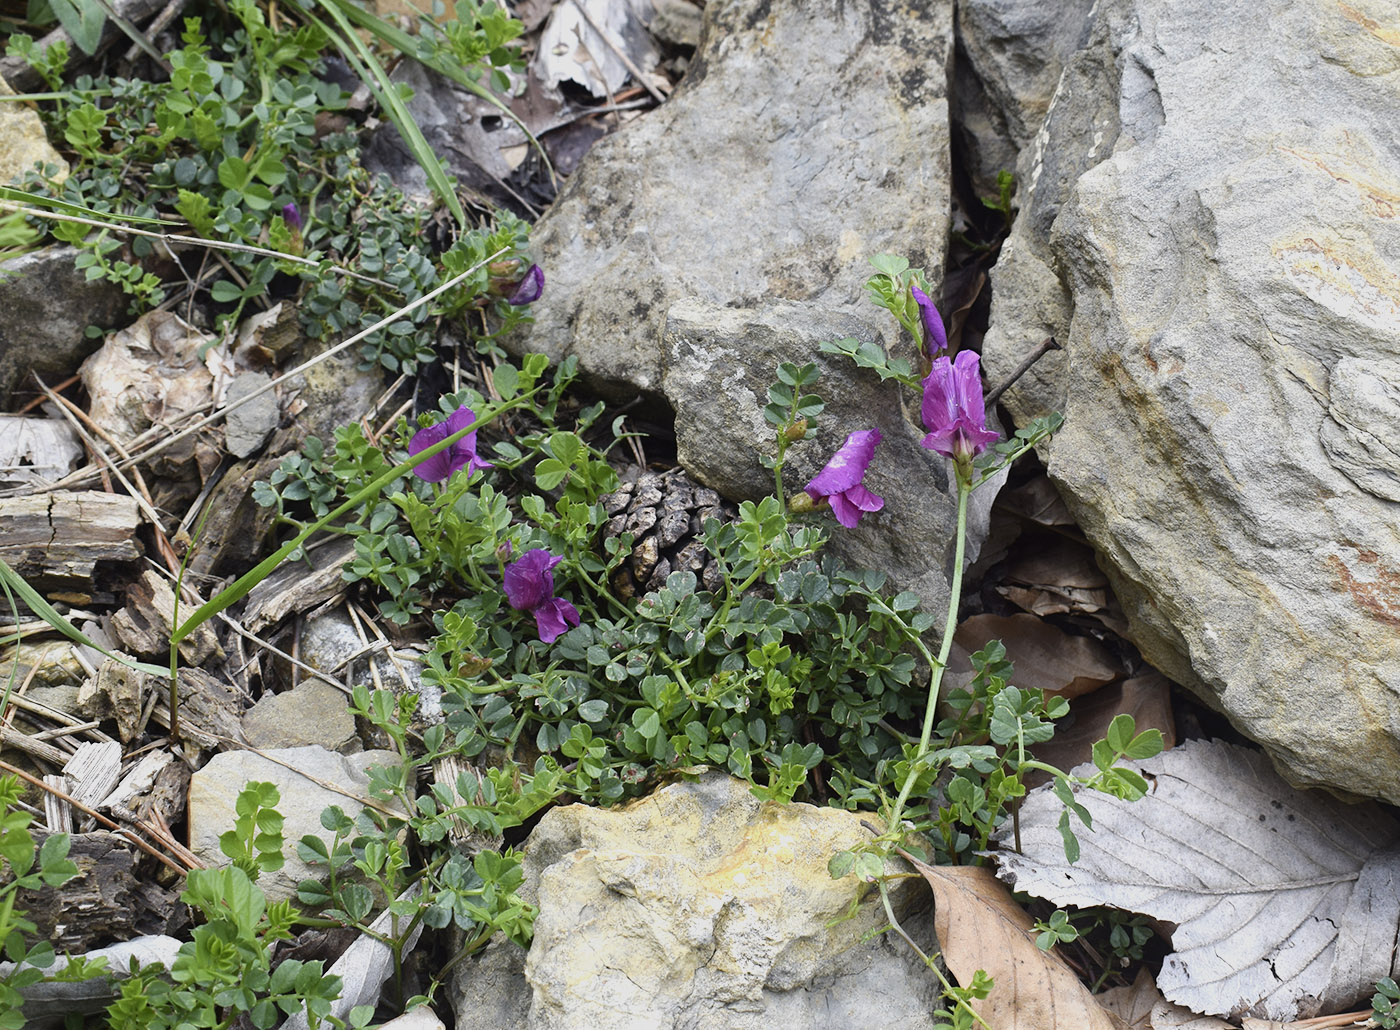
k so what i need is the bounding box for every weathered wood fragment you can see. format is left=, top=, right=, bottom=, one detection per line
left=61, top=741, right=122, bottom=831
left=0, top=492, right=141, bottom=582
left=109, top=570, right=221, bottom=664
left=241, top=537, right=355, bottom=633
left=17, top=831, right=189, bottom=954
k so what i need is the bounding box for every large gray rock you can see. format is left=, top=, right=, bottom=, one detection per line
left=510, top=0, right=955, bottom=401
left=188, top=746, right=400, bottom=902
left=982, top=0, right=1400, bottom=801
left=452, top=774, right=940, bottom=1030
left=0, top=247, right=126, bottom=408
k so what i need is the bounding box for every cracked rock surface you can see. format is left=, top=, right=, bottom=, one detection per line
left=977, top=0, right=1400, bottom=801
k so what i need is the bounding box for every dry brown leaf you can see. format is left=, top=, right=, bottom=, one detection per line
left=1099, top=969, right=1238, bottom=1029
left=909, top=856, right=1122, bottom=1030
left=1025, top=670, right=1176, bottom=784
left=954, top=612, right=1122, bottom=698
left=999, top=536, right=1110, bottom=617
left=1098, top=968, right=1161, bottom=1029
left=997, top=475, right=1077, bottom=527
left=1150, top=995, right=1237, bottom=1028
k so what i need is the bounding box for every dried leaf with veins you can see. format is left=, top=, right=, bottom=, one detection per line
left=991, top=739, right=1400, bottom=1021
left=909, top=856, right=1122, bottom=1030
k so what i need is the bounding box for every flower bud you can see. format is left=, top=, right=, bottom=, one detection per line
left=781, top=418, right=809, bottom=443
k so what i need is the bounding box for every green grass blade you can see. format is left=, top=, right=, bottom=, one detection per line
left=303, top=1, right=468, bottom=228
left=309, top=0, right=556, bottom=187
left=0, top=185, right=173, bottom=226
left=0, top=557, right=168, bottom=677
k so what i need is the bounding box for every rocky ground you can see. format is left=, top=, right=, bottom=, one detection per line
left=0, top=0, right=1398, bottom=1027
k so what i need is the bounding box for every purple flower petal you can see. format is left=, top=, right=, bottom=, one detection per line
left=408, top=406, right=493, bottom=483
left=804, top=428, right=884, bottom=528
left=805, top=429, right=882, bottom=498
left=503, top=548, right=562, bottom=612
left=826, top=482, right=884, bottom=529
left=506, top=264, right=544, bottom=305
left=911, top=284, right=947, bottom=356
left=920, top=351, right=999, bottom=459
left=282, top=202, right=303, bottom=231
left=533, top=597, right=580, bottom=643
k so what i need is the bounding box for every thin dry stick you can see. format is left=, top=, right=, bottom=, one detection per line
left=567, top=0, right=668, bottom=104
left=203, top=734, right=402, bottom=818
left=31, top=720, right=104, bottom=741
left=38, top=378, right=182, bottom=575
left=983, top=336, right=1061, bottom=409
left=0, top=201, right=393, bottom=289
left=349, top=600, right=420, bottom=695
left=216, top=611, right=356, bottom=697
left=14, top=374, right=79, bottom=415
left=0, top=757, right=193, bottom=877
left=1, top=643, right=53, bottom=734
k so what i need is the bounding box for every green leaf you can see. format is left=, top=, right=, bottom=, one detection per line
left=867, top=253, right=909, bottom=278
left=1125, top=728, right=1165, bottom=761
left=577, top=699, right=608, bottom=723
left=534, top=458, right=569, bottom=490
left=210, top=279, right=244, bottom=302
left=1105, top=713, right=1135, bottom=754
left=47, top=0, right=105, bottom=55
left=547, top=431, right=583, bottom=467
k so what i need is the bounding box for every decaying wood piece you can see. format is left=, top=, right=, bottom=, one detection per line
left=432, top=755, right=505, bottom=853
left=77, top=659, right=155, bottom=742
left=60, top=741, right=122, bottom=832
left=184, top=454, right=282, bottom=578
left=0, top=415, right=82, bottom=490
left=100, top=751, right=175, bottom=815
left=149, top=667, right=248, bottom=754
left=0, top=724, right=70, bottom=767
left=0, top=492, right=141, bottom=582
left=17, top=830, right=189, bottom=954
left=110, top=569, right=222, bottom=664
left=241, top=536, right=355, bottom=633
left=43, top=774, right=72, bottom=833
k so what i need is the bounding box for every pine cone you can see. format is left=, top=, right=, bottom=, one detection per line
left=600, top=466, right=736, bottom=598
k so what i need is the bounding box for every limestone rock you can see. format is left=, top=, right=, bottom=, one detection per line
left=299, top=609, right=440, bottom=725
left=0, top=246, right=127, bottom=408
left=451, top=775, right=941, bottom=1030
left=509, top=0, right=955, bottom=402
left=0, top=72, right=67, bottom=185
left=187, top=745, right=400, bottom=902
left=241, top=678, right=358, bottom=752
left=222, top=371, right=279, bottom=458
left=981, top=0, right=1400, bottom=801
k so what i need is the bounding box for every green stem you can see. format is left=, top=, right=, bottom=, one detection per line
left=887, top=472, right=971, bottom=835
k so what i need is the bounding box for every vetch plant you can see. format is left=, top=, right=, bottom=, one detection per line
left=408, top=407, right=494, bottom=483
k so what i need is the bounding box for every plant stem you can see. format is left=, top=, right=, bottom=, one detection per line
left=886, top=473, right=970, bottom=835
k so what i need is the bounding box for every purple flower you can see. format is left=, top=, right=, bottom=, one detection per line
left=503, top=548, right=580, bottom=643
left=282, top=202, right=303, bottom=231
left=910, top=284, right=947, bottom=356
left=920, top=351, right=999, bottom=460
left=804, top=428, right=885, bottom=528
left=408, top=406, right=493, bottom=483
left=531, top=597, right=581, bottom=644
left=506, top=264, right=544, bottom=305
